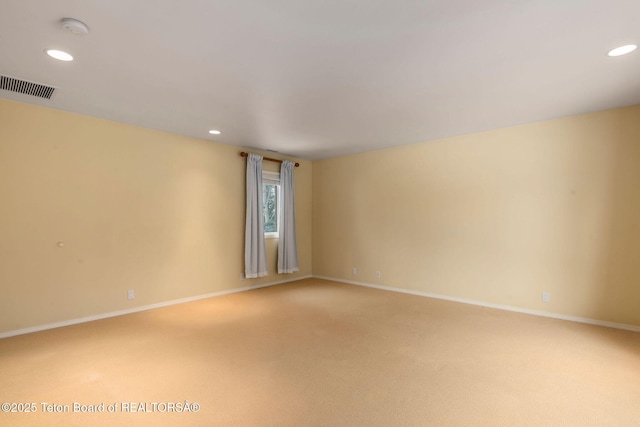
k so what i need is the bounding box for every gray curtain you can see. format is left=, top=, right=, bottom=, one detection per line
left=278, top=160, right=299, bottom=274
left=245, top=154, right=268, bottom=278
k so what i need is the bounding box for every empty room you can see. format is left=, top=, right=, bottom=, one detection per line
left=1, top=1, right=639, bottom=426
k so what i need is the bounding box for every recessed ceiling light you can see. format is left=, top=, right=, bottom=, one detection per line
left=607, top=44, right=637, bottom=57
left=46, top=49, right=73, bottom=61
left=209, top=130, right=221, bottom=135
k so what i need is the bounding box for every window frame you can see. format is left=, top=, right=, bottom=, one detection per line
left=262, top=171, right=281, bottom=239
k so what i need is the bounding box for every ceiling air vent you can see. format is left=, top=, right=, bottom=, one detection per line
left=0, top=75, right=56, bottom=100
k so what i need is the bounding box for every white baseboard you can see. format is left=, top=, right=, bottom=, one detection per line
left=0, top=275, right=311, bottom=339
left=313, top=275, right=640, bottom=333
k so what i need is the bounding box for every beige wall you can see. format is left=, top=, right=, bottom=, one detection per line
left=0, top=98, right=312, bottom=334
left=3, top=97, right=639, bottom=333
left=313, top=105, right=640, bottom=327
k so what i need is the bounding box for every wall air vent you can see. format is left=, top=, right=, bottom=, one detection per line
left=0, top=75, right=56, bottom=100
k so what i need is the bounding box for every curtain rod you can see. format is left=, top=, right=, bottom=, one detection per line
left=240, top=152, right=300, bottom=167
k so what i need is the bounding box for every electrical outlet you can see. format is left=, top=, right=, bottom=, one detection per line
left=127, top=289, right=135, bottom=300
left=240, top=273, right=245, bottom=281
left=542, top=292, right=550, bottom=302
left=375, top=271, right=381, bottom=279
left=352, top=267, right=357, bottom=275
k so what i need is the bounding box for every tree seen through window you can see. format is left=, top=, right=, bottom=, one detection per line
left=263, top=184, right=278, bottom=233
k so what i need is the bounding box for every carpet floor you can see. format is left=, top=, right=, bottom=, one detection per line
left=1, top=278, right=639, bottom=426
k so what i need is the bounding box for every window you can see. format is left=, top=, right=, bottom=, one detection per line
left=262, top=171, right=280, bottom=238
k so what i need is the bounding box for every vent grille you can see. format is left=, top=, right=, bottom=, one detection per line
left=0, top=75, right=56, bottom=100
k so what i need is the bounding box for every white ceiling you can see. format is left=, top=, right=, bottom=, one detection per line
left=1, top=0, right=639, bottom=160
